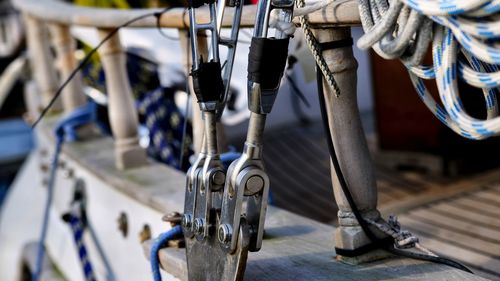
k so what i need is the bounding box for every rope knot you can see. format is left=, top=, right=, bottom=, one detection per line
left=387, top=215, right=419, bottom=249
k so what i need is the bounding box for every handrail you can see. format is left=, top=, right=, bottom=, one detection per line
left=14, top=0, right=360, bottom=171
left=13, top=0, right=359, bottom=29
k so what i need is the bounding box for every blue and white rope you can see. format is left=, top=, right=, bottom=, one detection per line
left=67, top=207, right=98, bottom=281
left=357, top=0, right=500, bottom=140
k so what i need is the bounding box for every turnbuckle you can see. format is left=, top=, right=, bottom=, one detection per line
left=183, top=0, right=292, bottom=279
left=182, top=0, right=242, bottom=244
left=182, top=0, right=226, bottom=242
left=218, top=0, right=294, bottom=254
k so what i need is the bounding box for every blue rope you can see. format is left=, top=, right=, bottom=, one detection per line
left=220, top=151, right=241, bottom=169
left=87, top=220, right=116, bottom=281
left=32, top=136, right=63, bottom=281
left=68, top=209, right=97, bottom=281
left=150, top=225, right=183, bottom=281
left=33, top=103, right=97, bottom=281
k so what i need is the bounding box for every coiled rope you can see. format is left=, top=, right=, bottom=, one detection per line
left=356, top=0, right=500, bottom=140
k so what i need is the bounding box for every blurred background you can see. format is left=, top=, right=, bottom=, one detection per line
left=1, top=0, right=500, bottom=279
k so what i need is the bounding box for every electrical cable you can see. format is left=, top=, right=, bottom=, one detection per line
left=178, top=12, right=192, bottom=170
left=31, top=7, right=174, bottom=129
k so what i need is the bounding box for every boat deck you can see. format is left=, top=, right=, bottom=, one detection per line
left=262, top=122, right=460, bottom=222
left=399, top=182, right=500, bottom=281
left=261, top=122, right=500, bottom=280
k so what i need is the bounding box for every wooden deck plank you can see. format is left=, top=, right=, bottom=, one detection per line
left=381, top=169, right=500, bottom=215
left=375, top=168, right=426, bottom=192
left=378, top=191, right=398, bottom=204
left=147, top=207, right=485, bottom=281
left=377, top=182, right=415, bottom=198
left=430, top=203, right=500, bottom=230
left=401, top=216, right=500, bottom=258
left=399, top=228, right=500, bottom=280
left=408, top=209, right=500, bottom=244
left=454, top=197, right=500, bottom=217
left=472, top=188, right=500, bottom=205
left=393, top=179, right=500, bottom=280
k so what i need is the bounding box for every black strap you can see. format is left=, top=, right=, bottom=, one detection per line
left=191, top=59, right=224, bottom=104
left=335, top=237, right=393, bottom=257
left=247, top=37, right=290, bottom=90
left=318, top=38, right=353, bottom=52
left=188, top=0, right=216, bottom=9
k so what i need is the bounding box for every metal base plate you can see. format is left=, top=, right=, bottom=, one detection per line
left=186, top=219, right=250, bottom=281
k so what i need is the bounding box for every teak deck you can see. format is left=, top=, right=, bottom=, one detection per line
left=399, top=182, right=500, bottom=281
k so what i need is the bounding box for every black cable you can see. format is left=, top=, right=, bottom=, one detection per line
left=285, top=73, right=310, bottom=108
left=178, top=9, right=191, bottom=170
left=31, top=7, right=173, bottom=129
left=156, top=10, right=181, bottom=41
left=32, top=5, right=252, bottom=129
left=315, top=64, right=473, bottom=274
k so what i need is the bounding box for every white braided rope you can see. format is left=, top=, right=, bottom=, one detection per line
left=295, top=0, right=341, bottom=97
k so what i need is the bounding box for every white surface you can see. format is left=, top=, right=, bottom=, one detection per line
left=0, top=148, right=180, bottom=281
left=0, top=153, right=43, bottom=281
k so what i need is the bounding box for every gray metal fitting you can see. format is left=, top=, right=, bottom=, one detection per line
left=193, top=218, right=205, bottom=235
left=218, top=223, right=232, bottom=244
left=245, top=175, right=264, bottom=195
left=212, top=170, right=226, bottom=186
left=182, top=214, right=193, bottom=230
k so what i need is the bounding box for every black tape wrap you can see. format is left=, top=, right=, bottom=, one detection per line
left=191, top=60, right=224, bottom=104
left=188, top=0, right=215, bottom=8
left=247, top=37, right=290, bottom=90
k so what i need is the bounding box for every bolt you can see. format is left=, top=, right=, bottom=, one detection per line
left=245, top=175, right=264, bottom=195
left=182, top=214, right=193, bottom=230
left=193, top=218, right=205, bottom=235
left=64, top=168, right=74, bottom=179
left=139, top=224, right=152, bottom=243
left=117, top=212, right=128, bottom=238
left=40, top=163, right=49, bottom=172
left=211, top=171, right=226, bottom=186
left=218, top=224, right=232, bottom=244
left=163, top=212, right=182, bottom=227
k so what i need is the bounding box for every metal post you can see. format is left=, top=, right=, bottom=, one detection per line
left=312, top=27, right=386, bottom=263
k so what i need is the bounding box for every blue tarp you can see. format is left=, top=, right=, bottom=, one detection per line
left=0, top=118, right=33, bottom=205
